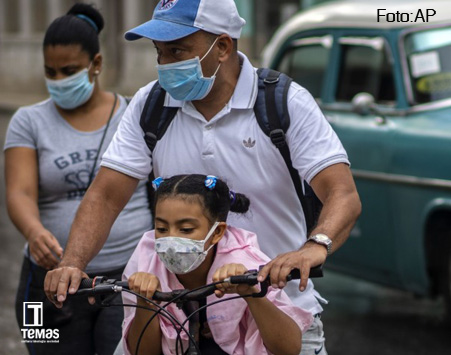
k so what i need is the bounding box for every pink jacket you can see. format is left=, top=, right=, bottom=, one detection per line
left=122, top=226, right=313, bottom=355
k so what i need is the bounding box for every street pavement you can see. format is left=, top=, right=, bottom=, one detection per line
left=1, top=101, right=450, bottom=354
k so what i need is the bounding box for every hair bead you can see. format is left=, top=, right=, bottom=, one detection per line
left=204, top=175, right=217, bottom=190
left=152, top=177, right=164, bottom=191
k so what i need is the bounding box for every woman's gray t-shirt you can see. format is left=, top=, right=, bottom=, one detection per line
left=4, top=95, right=152, bottom=273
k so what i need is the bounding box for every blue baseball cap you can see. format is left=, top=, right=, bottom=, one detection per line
left=125, top=0, right=246, bottom=42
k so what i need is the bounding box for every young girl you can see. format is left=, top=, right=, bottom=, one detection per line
left=121, top=174, right=313, bottom=355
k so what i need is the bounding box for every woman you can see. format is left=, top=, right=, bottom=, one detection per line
left=4, top=3, right=151, bottom=355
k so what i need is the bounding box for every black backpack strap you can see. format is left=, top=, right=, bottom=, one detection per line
left=139, top=81, right=178, bottom=153
left=254, top=68, right=291, bottom=134
left=139, top=82, right=178, bottom=219
left=255, top=68, right=322, bottom=233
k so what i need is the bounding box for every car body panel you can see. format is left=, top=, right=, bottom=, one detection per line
left=262, top=0, right=451, bottom=297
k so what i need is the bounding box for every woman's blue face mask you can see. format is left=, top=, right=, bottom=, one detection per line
left=156, top=37, right=221, bottom=101
left=45, top=65, right=95, bottom=110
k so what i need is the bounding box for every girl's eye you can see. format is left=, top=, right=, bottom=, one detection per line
left=156, top=227, right=167, bottom=233
left=180, top=228, right=194, bottom=234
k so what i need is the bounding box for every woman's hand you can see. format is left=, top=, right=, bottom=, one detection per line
left=28, top=227, right=63, bottom=270
left=128, top=272, right=161, bottom=304
left=212, top=263, right=259, bottom=298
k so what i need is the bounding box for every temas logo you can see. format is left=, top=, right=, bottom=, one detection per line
left=21, top=302, right=59, bottom=343
left=23, top=302, right=43, bottom=326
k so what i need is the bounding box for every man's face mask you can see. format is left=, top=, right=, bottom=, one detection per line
left=156, top=37, right=221, bottom=101
left=45, top=65, right=94, bottom=110
left=155, top=222, right=220, bottom=274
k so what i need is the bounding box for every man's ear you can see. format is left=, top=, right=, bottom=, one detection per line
left=217, top=34, right=233, bottom=63
left=211, top=222, right=227, bottom=245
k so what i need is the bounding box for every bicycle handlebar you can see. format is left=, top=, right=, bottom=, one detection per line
left=74, top=264, right=323, bottom=301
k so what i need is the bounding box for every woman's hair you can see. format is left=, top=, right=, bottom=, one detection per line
left=43, top=3, right=104, bottom=59
left=153, top=174, right=250, bottom=223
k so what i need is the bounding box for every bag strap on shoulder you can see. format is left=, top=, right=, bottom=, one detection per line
left=139, top=81, right=178, bottom=153
left=255, top=68, right=321, bottom=233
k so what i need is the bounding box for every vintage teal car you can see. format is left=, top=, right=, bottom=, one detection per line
left=262, top=0, right=451, bottom=316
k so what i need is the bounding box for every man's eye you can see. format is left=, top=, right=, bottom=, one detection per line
left=170, top=48, right=183, bottom=56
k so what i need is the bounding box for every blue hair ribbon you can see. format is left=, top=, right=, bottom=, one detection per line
left=229, top=191, right=236, bottom=206
left=76, top=14, right=99, bottom=33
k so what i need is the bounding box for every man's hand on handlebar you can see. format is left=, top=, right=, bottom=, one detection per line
left=44, top=265, right=92, bottom=308
left=213, top=263, right=259, bottom=298
left=257, top=242, right=327, bottom=292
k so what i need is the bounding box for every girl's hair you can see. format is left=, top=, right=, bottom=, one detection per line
left=43, top=3, right=104, bottom=59
left=153, top=174, right=250, bottom=223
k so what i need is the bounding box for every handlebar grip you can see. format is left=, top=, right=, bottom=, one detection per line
left=151, top=290, right=175, bottom=302
left=228, top=274, right=258, bottom=285
left=79, top=278, right=95, bottom=290
left=286, top=265, right=323, bottom=281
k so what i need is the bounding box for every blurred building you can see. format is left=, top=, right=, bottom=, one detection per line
left=0, top=0, right=313, bottom=96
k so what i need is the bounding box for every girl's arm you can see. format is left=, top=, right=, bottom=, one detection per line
left=126, top=272, right=162, bottom=355
left=213, top=263, right=302, bottom=355
left=5, top=147, right=63, bottom=269
left=244, top=295, right=302, bottom=355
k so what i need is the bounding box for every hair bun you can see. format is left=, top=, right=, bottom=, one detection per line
left=229, top=192, right=250, bottom=214
left=67, top=3, right=104, bottom=34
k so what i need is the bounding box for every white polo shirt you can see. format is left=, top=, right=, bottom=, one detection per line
left=102, top=52, right=349, bottom=314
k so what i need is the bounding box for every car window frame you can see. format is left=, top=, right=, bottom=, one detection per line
left=270, top=30, right=336, bottom=104
left=271, top=29, right=404, bottom=115
left=399, top=22, right=451, bottom=112
left=335, top=35, right=396, bottom=106
left=317, top=29, right=408, bottom=117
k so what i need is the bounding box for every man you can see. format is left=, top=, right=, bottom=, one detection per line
left=45, top=0, right=361, bottom=353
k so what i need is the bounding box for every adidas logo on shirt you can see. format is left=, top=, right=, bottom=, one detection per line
left=243, top=138, right=255, bottom=148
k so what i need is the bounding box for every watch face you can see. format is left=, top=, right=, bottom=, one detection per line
left=310, top=234, right=332, bottom=255
left=315, top=234, right=329, bottom=242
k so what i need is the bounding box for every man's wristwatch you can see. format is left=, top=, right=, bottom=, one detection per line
left=307, top=233, right=332, bottom=255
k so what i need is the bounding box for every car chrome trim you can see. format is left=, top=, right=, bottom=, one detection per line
left=291, top=34, right=333, bottom=48
left=321, top=102, right=402, bottom=115
left=407, top=98, right=451, bottom=113
left=339, top=37, right=384, bottom=50
left=352, top=169, right=451, bottom=190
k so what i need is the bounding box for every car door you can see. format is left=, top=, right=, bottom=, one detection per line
left=273, top=32, right=400, bottom=284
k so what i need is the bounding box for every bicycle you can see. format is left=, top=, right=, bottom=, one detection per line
left=75, top=265, right=324, bottom=355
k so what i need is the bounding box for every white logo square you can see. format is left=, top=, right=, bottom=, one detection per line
left=23, top=302, right=43, bottom=327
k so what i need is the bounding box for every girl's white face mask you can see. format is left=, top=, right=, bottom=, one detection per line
left=155, top=222, right=220, bottom=274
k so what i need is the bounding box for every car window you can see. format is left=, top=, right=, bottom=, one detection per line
left=404, top=27, right=451, bottom=104
left=336, top=37, right=395, bottom=105
left=276, top=35, right=332, bottom=98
